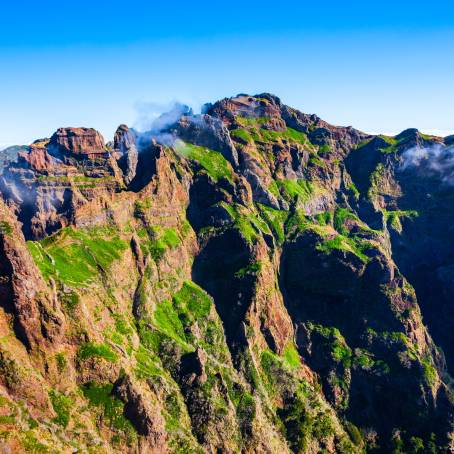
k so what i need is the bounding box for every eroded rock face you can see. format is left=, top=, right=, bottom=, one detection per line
left=208, top=92, right=287, bottom=131
left=114, top=124, right=139, bottom=184
left=18, top=144, right=59, bottom=172
left=281, top=228, right=449, bottom=437
left=174, top=114, right=239, bottom=166
left=0, top=127, right=123, bottom=239
left=114, top=375, right=168, bottom=450
left=49, top=127, right=106, bottom=157
left=0, top=93, right=453, bottom=453
left=0, top=199, right=64, bottom=350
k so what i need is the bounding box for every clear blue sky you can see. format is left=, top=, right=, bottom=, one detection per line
left=1, top=0, right=453, bottom=147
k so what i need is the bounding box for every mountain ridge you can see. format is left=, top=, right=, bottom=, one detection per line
left=0, top=93, right=453, bottom=453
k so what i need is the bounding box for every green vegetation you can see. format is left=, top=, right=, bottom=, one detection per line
left=316, top=233, right=371, bottom=263
left=134, top=345, right=163, bottom=379
left=55, top=353, right=67, bottom=373
left=276, top=179, right=315, bottom=204
left=230, top=128, right=253, bottom=143
left=134, top=197, right=152, bottom=217
left=0, top=353, right=20, bottom=388
left=356, top=138, right=373, bottom=150
left=0, top=221, right=12, bottom=236
left=113, top=314, right=133, bottom=337
left=49, top=390, right=72, bottom=428
left=422, top=358, right=437, bottom=386
left=261, top=127, right=309, bottom=145
left=345, top=421, right=363, bottom=447
left=312, top=207, right=377, bottom=263
left=378, top=135, right=398, bottom=145
left=309, top=324, right=352, bottom=368
left=61, top=291, right=79, bottom=314
left=368, top=163, right=386, bottom=201
left=81, top=382, right=137, bottom=438
left=222, top=202, right=271, bottom=244
left=235, top=116, right=271, bottom=128
left=260, top=349, right=284, bottom=397
left=383, top=209, right=419, bottom=232
left=152, top=299, right=187, bottom=347
left=141, top=280, right=215, bottom=354
left=283, top=344, right=301, bottom=370
left=278, top=395, right=315, bottom=452
left=318, top=144, right=331, bottom=154
left=308, top=155, right=326, bottom=168
left=173, top=281, right=212, bottom=319
left=256, top=203, right=288, bottom=244
left=36, top=174, right=117, bottom=188
left=175, top=141, right=234, bottom=182
left=21, top=431, right=49, bottom=453
left=233, top=116, right=310, bottom=148
left=234, top=261, right=262, bottom=278
left=284, top=206, right=375, bottom=262
left=377, top=135, right=400, bottom=153
left=285, top=209, right=320, bottom=238
left=78, top=342, right=118, bottom=362
left=348, top=182, right=360, bottom=201
left=314, top=210, right=333, bottom=226
left=27, top=225, right=128, bottom=287
left=235, top=391, right=256, bottom=424
left=140, top=226, right=181, bottom=261
left=277, top=387, right=342, bottom=453
left=352, top=349, right=375, bottom=370
left=260, top=345, right=303, bottom=395
left=138, top=277, right=231, bottom=386
left=0, top=414, right=15, bottom=424
left=333, top=207, right=359, bottom=236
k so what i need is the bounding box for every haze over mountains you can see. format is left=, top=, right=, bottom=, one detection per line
left=0, top=93, right=453, bottom=453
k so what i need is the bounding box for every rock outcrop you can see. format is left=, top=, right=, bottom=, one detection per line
left=49, top=127, right=107, bottom=157
left=114, top=124, right=139, bottom=184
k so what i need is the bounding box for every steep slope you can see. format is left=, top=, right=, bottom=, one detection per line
left=0, top=94, right=452, bottom=453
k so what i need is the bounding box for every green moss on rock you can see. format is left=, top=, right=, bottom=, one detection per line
left=175, top=141, right=234, bottom=182
left=81, top=382, right=137, bottom=439
left=49, top=390, right=72, bottom=428
left=78, top=342, right=118, bottom=362
left=27, top=226, right=128, bottom=287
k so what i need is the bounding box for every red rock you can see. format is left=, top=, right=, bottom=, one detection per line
left=208, top=94, right=287, bottom=131
left=18, top=146, right=57, bottom=172
left=0, top=199, right=64, bottom=350
left=49, top=127, right=106, bottom=157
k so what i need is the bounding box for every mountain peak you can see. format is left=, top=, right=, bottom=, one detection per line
left=49, top=127, right=106, bottom=157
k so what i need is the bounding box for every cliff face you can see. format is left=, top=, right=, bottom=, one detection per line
left=0, top=94, right=453, bottom=453
left=49, top=127, right=107, bottom=157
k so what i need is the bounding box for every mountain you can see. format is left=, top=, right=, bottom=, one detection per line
left=0, top=145, right=28, bottom=173
left=0, top=93, right=453, bottom=453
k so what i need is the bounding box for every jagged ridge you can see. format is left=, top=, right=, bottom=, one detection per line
left=0, top=93, right=453, bottom=453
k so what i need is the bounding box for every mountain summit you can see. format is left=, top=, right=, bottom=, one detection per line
left=0, top=93, right=453, bottom=453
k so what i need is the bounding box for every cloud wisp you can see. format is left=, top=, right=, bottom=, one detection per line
left=133, top=101, right=193, bottom=148
left=401, top=144, right=454, bottom=185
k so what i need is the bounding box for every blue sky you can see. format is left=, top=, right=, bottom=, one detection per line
left=1, top=0, right=453, bottom=147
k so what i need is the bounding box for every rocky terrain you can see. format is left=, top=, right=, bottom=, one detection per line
left=0, top=93, right=453, bottom=453
left=0, top=145, right=27, bottom=174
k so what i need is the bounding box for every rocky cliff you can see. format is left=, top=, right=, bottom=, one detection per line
left=0, top=93, right=453, bottom=453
